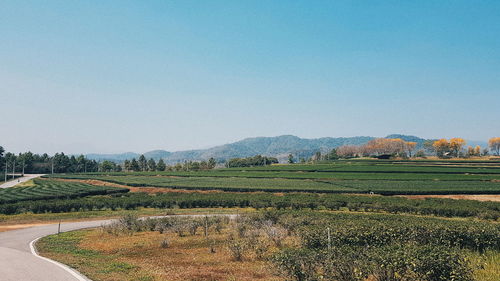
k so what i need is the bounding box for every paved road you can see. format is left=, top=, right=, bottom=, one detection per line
left=0, top=214, right=236, bottom=281
left=0, top=174, right=46, bottom=188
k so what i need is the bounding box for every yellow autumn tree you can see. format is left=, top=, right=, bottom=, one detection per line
left=404, top=142, right=417, bottom=157
left=364, top=138, right=406, bottom=156
left=474, top=145, right=481, bottom=156
left=489, top=137, right=500, bottom=155
left=449, top=138, right=466, bottom=158
left=433, top=139, right=450, bottom=158
left=467, top=146, right=475, bottom=157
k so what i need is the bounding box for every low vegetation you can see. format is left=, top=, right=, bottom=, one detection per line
left=38, top=211, right=500, bottom=281
left=2, top=189, right=500, bottom=220
left=3, top=159, right=499, bottom=280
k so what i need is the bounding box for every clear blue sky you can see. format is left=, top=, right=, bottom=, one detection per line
left=1, top=1, right=499, bottom=154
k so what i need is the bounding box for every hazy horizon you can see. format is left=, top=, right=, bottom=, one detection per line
left=2, top=1, right=499, bottom=154
left=1, top=133, right=491, bottom=156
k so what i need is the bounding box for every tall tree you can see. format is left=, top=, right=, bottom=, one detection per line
left=156, top=159, right=166, bottom=171
left=208, top=157, right=216, bottom=169
left=405, top=142, right=417, bottom=158
left=325, top=149, right=338, bottom=160
left=100, top=160, right=115, bottom=172
left=0, top=146, right=4, bottom=171
left=288, top=154, right=295, bottom=164
left=123, top=160, right=131, bottom=172
left=314, top=151, right=322, bottom=162
left=433, top=139, right=450, bottom=158
left=489, top=137, right=500, bottom=156
left=130, top=158, right=140, bottom=172
left=449, top=138, right=466, bottom=158
left=147, top=158, right=157, bottom=171
left=138, top=155, right=147, bottom=171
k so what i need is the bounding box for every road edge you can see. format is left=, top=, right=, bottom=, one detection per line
left=29, top=237, right=92, bottom=281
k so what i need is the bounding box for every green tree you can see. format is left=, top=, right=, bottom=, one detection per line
left=0, top=146, right=5, bottom=171
left=325, top=149, right=339, bottom=160
left=100, top=160, right=115, bottom=172
left=53, top=152, right=70, bottom=173
left=156, top=159, right=166, bottom=171
left=123, top=160, right=131, bottom=171
left=130, top=158, right=140, bottom=172
left=147, top=158, right=157, bottom=171
left=76, top=155, right=86, bottom=172
left=288, top=154, right=295, bottom=164
left=314, top=151, right=322, bottom=162
left=208, top=157, right=216, bottom=169
left=138, top=155, right=147, bottom=171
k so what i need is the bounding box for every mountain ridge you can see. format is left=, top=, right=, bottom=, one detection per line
left=86, top=134, right=437, bottom=163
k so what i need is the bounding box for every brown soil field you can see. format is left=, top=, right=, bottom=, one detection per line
left=52, top=178, right=223, bottom=194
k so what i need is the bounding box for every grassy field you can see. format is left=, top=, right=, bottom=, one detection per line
left=47, top=160, right=500, bottom=195
left=37, top=211, right=500, bottom=281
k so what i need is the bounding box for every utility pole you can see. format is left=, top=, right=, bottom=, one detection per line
left=327, top=227, right=331, bottom=251
left=12, top=160, right=15, bottom=179
left=4, top=161, right=7, bottom=183
left=51, top=158, right=54, bottom=174
left=22, top=158, right=25, bottom=176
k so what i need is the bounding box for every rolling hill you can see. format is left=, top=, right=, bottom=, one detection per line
left=85, top=134, right=436, bottom=163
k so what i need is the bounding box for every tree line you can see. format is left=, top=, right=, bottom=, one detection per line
left=225, top=155, right=278, bottom=168
left=2, top=137, right=499, bottom=175
left=319, top=137, right=500, bottom=159
left=0, top=147, right=100, bottom=174
left=122, top=155, right=217, bottom=172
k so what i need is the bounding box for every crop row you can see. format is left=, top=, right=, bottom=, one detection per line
left=0, top=179, right=128, bottom=203
left=268, top=211, right=500, bottom=281
left=284, top=211, right=500, bottom=252
left=49, top=169, right=500, bottom=181
left=45, top=174, right=500, bottom=195
left=1, top=191, right=499, bottom=220
left=226, top=162, right=500, bottom=173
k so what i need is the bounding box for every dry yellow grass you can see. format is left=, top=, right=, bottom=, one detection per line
left=76, top=229, right=282, bottom=281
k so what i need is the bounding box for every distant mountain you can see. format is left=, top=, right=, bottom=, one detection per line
left=86, top=134, right=485, bottom=164
left=86, top=135, right=375, bottom=163
left=385, top=134, right=430, bottom=150
left=143, top=150, right=172, bottom=160
left=85, top=152, right=139, bottom=162
left=164, top=135, right=375, bottom=163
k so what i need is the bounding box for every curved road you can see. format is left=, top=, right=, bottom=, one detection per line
left=0, top=220, right=113, bottom=281
left=0, top=214, right=235, bottom=281
left=0, top=174, right=46, bottom=188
